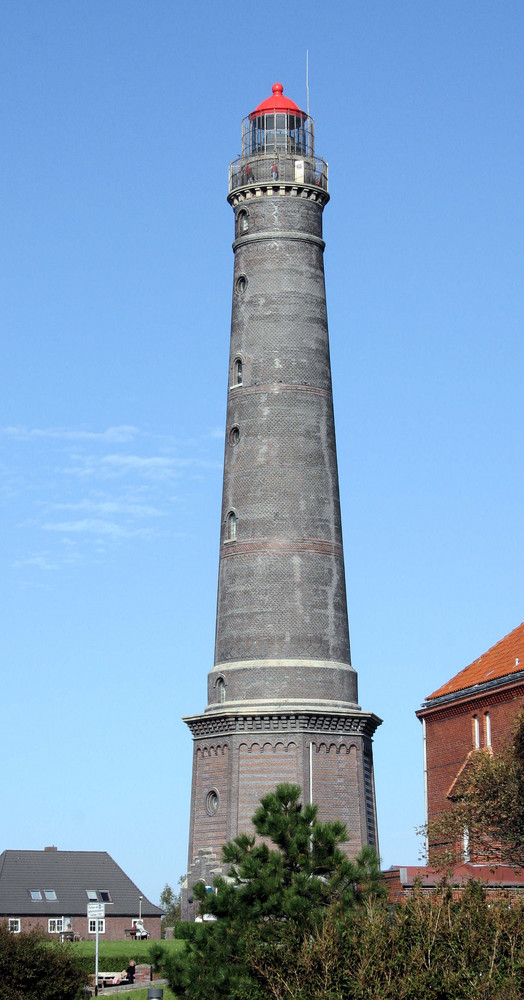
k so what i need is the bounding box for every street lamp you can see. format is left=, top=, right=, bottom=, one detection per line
left=139, top=896, right=143, bottom=921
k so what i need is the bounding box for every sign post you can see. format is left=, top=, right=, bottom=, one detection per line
left=87, top=903, right=105, bottom=995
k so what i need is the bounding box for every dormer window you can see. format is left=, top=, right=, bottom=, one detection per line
left=44, top=890, right=57, bottom=901
left=30, top=889, right=42, bottom=901
left=86, top=890, right=98, bottom=901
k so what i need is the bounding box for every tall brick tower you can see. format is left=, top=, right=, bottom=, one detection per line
left=182, top=84, right=380, bottom=911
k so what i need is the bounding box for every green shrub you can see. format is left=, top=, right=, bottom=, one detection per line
left=172, top=922, right=195, bottom=940
left=0, top=922, right=86, bottom=1000
left=148, top=941, right=167, bottom=972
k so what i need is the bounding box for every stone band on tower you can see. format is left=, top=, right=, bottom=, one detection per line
left=183, top=84, right=380, bottom=913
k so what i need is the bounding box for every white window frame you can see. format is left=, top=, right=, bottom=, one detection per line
left=485, top=711, right=492, bottom=748
left=48, top=918, right=64, bottom=934
left=463, top=826, right=470, bottom=863
left=8, top=918, right=20, bottom=934
left=89, top=918, right=105, bottom=934
left=473, top=714, right=480, bottom=749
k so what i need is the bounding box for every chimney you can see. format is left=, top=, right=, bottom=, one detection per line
left=44, top=845, right=58, bottom=851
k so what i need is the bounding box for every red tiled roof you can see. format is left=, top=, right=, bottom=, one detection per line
left=426, top=622, right=524, bottom=700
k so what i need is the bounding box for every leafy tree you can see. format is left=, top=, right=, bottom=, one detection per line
left=0, top=922, right=86, bottom=1000
left=247, top=880, right=524, bottom=999
left=160, top=879, right=182, bottom=925
left=427, top=708, right=524, bottom=869
left=165, top=783, right=382, bottom=999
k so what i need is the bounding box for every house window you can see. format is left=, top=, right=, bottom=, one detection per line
left=463, top=826, right=470, bottom=863
left=8, top=919, right=20, bottom=934
left=485, top=711, right=492, bottom=748
left=89, top=919, right=105, bottom=934
left=99, top=890, right=112, bottom=903
left=44, top=890, right=57, bottom=901
left=29, top=890, right=42, bottom=901
left=227, top=511, right=237, bottom=541
left=473, top=715, right=480, bottom=749
left=48, top=918, right=63, bottom=933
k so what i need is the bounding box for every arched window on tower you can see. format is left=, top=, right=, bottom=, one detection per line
left=236, top=209, right=249, bottom=236
left=227, top=511, right=237, bottom=541
left=234, top=358, right=243, bottom=385
left=216, top=677, right=226, bottom=703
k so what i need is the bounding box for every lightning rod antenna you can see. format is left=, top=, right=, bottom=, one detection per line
left=306, top=50, right=310, bottom=117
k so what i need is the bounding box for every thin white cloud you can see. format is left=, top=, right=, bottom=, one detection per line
left=52, top=499, right=165, bottom=518
left=2, top=425, right=138, bottom=443
left=64, top=454, right=220, bottom=480
left=42, top=518, right=153, bottom=539
left=13, top=553, right=59, bottom=571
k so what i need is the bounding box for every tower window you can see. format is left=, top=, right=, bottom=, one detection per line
left=216, top=677, right=226, bottom=703
left=234, top=358, right=243, bottom=385
left=236, top=209, right=249, bottom=236
left=236, top=275, right=247, bottom=294
left=229, top=425, right=240, bottom=446
left=205, top=790, right=219, bottom=816
left=227, top=511, right=237, bottom=541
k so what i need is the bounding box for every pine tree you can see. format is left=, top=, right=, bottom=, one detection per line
left=166, top=784, right=382, bottom=999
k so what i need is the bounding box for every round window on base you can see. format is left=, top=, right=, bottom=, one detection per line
left=205, top=790, right=219, bottom=816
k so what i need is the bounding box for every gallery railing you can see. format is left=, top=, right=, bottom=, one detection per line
left=229, top=154, right=328, bottom=194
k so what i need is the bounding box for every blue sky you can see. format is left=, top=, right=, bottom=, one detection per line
left=2, top=0, right=523, bottom=906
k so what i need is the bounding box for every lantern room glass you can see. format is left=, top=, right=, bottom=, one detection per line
left=229, top=108, right=328, bottom=194
left=244, top=110, right=312, bottom=158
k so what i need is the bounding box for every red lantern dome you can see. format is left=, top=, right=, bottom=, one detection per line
left=249, top=82, right=306, bottom=120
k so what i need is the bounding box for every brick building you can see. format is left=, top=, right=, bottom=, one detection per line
left=182, top=84, right=381, bottom=917
left=416, top=622, right=524, bottom=857
left=0, top=847, right=163, bottom=940
left=384, top=863, right=524, bottom=903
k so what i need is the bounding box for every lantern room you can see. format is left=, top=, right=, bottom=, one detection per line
left=229, top=82, right=328, bottom=194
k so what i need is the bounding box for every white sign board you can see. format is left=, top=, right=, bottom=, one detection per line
left=87, top=902, right=105, bottom=919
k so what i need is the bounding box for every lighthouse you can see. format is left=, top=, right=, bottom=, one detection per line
left=182, top=84, right=381, bottom=912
